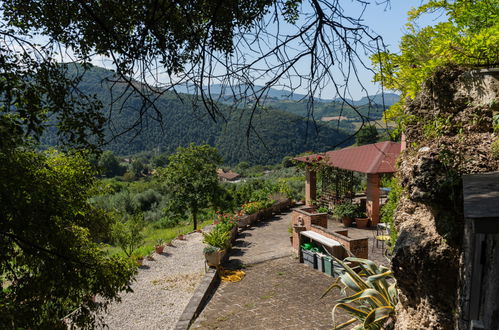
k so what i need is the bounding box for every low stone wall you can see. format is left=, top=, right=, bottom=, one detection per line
left=310, top=225, right=368, bottom=259
left=292, top=207, right=328, bottom=228
left=237, top=198, right=292, bottom=228
left=291, top=207, right=369, bottom=259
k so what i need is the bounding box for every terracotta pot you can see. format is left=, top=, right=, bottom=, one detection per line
left=177, top=234, right=185, bottom=240
left=342, top=216, right=353, bottom=227
left=155, top=245, right=164, bottom=254
left=355, top=217, right=369, bottom=229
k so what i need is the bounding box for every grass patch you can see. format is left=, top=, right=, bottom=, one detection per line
left=104, top=219, right=212, bottom=257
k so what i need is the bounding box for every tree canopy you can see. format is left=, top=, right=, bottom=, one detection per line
left=0, top=149, right=136, bottom=328
left=159, top=144, right=224, bottom=230
left=372, top=0, right=499, bottom=132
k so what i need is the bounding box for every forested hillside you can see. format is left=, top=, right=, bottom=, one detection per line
left=42, top=65, right=355, bottom=165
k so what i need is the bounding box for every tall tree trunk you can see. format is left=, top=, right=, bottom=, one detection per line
left=192, top=208, right=197, bottom=231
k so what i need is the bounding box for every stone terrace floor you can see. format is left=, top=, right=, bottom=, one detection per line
left=191, top=208, right=390, bottom=329
left=191, top=256, right=348, bottom=330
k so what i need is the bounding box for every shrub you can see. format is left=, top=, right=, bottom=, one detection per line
left=317, top=206, right=329, bottom=213
left=134, top=189, right=162, bottom=212
left=143, top=208, right=164, bottom=223
left=111, top=214, right=145, bottom=257
left=380, top=178, right=401, bottom=250
left=333, top=203, right=361, bottom=219
left=110, top=190, right=139, bottom=214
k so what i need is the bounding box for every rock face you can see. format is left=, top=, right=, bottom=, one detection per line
left=393, top=67, right=499, bottom=329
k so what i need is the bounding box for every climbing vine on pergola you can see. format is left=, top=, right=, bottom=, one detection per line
left=318, top=166, right=361, bottom=204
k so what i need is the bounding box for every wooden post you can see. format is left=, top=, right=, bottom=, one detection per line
left=366, top=173, right=380, bottom=226
left=305, top=167, right=317, bottom=206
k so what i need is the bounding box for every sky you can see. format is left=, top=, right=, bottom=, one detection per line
left=86, top=0, right=444, bottom=100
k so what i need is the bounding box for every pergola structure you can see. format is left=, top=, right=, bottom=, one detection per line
left=295, top=141, right=402, bottom=226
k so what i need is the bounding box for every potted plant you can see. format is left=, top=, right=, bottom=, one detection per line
left=333, top=203, right=361, bottom=227
left=155, top=239, right=165, bottom=254
left=135, top=256, right=144, bottom=266
left=202, top=229, right=230, bottom=267
left=203, top=246, right=224, bottom=267
left=355, top=212, right=369, bottom=229
left=316, top=206, right=329, bottom=214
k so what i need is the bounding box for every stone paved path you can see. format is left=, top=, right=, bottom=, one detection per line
left=191, top=210, right=349, bottom=329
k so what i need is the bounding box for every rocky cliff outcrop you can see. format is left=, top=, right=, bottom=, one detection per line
left=393, top=67, right=499, bottom=329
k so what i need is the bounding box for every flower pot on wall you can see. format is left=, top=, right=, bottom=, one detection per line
left=355, top=217, right=369, bottom=229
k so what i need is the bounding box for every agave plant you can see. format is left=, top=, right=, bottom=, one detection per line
left=322, top=257, right=398, bottom=329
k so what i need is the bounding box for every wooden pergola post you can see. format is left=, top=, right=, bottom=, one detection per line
left=366, top=173, right=380, bottom=225
left=305, top=167, right=317, bottom=206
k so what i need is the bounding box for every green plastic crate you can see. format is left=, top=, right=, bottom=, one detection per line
left=323, top=256, right=334, bottom=277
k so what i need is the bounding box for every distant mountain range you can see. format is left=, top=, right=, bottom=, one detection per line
left=42, top=64, right=359, bottom=165
left=174, top=83, right=399, bottom=107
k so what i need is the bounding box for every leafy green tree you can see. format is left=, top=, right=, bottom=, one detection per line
left=111, top=214, right=145, bottom=257
left=372, top=0, right=499, bottom=131
left=355, top=125, right=379, bottom=146
left=0, top=149, right=136, bottom=328
left=159, top=144, right=223, bottom=230
left=98, top=150, right=126, bottom=177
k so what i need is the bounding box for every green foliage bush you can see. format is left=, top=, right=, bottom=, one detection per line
left=112, top=214, right=145, bottom=257
left=134, top=189, right=163, bottom=212
left=333, top=203, right=362, bottom=219
left=380, top=178, right=402, bottom=250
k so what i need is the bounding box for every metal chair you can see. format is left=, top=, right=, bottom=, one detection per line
left=373, top=224, right=390, bottom=253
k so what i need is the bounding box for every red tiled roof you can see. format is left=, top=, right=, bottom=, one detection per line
left=294, top=141, right=401, bottom=174
left=217, top=169, right=241, bottom=180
